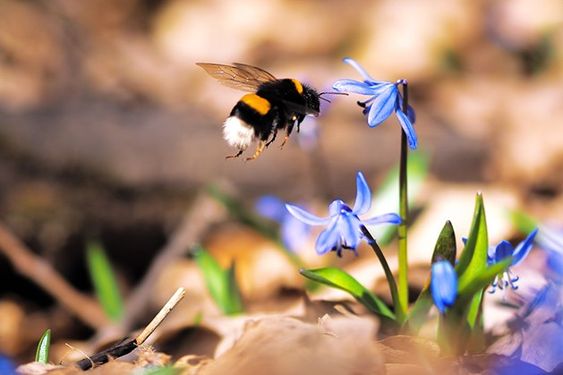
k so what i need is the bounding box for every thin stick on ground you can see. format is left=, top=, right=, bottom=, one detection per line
left=0, top=222, right=109, bottom=329
left=76, top=287, right=186, bottom=371
left=135, top=287, right=186, bottom=345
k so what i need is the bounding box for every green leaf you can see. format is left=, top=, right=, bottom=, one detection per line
left=300, top=267, right=396, bottom=320
left=458, top=258, right=511, bottom=296
left=225, top=262, right=244, bottom=315
left=194, top=246, right=243, bottom=315
left=35, top=329, right=51, bottom=363
left=86, top=242, right=123, bottom=321
left=456, top=194, right=489, bottom=287
left=405, top=221, right=457, bottom=332
left=466, top=291, right=484, bottom=330
left=142, top=366, right=178, bottom=375
left=368, top=151, right=429, bottom=245
left=508, top=209, right=538, bottom=234
left=194, top=247, right=227, bottom=308
left=431, top=221, right=457, bottom=265
left=405, top=288, right=433, bottom=332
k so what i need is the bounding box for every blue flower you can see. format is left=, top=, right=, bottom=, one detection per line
left=285, top=172, right=401, bottom=257
left=487, top=229, right=538, bottom=293
left=332, top=57, right=418, bottom=150
left=430, top=260, right=458, bottom=314
left=0, top=354, right=16, bottom=375
left=256, top=195, right=311, bottom=252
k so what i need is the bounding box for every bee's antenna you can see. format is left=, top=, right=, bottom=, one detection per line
left=319, top=91, right=348, bottom=103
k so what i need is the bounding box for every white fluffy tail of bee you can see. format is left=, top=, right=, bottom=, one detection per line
left=223, top=117, right=254, bottom=149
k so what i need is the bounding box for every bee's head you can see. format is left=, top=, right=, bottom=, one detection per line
left=302, top=85, right=321, bottom=116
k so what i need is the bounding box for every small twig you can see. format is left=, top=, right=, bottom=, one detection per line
left=0, top=222, right=109, bottom=329
left=135, top=287, right=186, bottom=345
left=75, top=339, right=137, bottom=371
left=76, top=287, right=186, bottom=371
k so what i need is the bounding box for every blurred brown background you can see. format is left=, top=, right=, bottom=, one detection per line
left=0, top=0, right=562, bottom=362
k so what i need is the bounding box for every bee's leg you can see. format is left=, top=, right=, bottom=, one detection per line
left=225, top=149, right=244, bottom=159
left=245, top=140, right=266, bottom=161
left=266, top=128, right=278, bottom=147
left=266, top=108, right=284, bottom=147
left=280, top=123, right=294, bottom=149
left=296, top=114, right=305, bottom=133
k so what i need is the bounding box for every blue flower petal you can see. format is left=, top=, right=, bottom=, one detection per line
left=352, top=172, right=371, bottom=215
left=315, top=218, right=340, bottom=254
left=328, top=199, right=345, bottom=217
left=339, top=212, right=361, bottom=249
left=332, top=79, right=375, bottom=95
left=395, top=105, right=418, bottom=150
left=492, top=240, right=515, bottom=264
left=512, top=228, right=538, bottom=265
left=343, top=57, right=374, bottom=81
left=367, top=85, right=398, bottom=127
left=430, top=260, right=458, bottom=314
left=285, top=204, right=330, bottom=226
left=362, top=213, right=402, bottom=225
left=256, top=195, right=285, bottom=221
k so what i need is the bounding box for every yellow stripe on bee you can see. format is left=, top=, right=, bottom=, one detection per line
left=241, top=94, right=271, bottom=115
left=291, top=79, right=304, bottom=94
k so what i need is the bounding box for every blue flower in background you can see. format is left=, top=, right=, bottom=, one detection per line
left=430, top=260, right=458, bottom=313
left=535, top=225, right=563, bottom=283
left=487, top=229, right=538, bottom=293
left=285, top=172, right=401, bottom=257
left=332, top=57, right=418, bottom=149
left=256, top=195, right=311, bottom=252
left=0, top=354, right=16, bottom=375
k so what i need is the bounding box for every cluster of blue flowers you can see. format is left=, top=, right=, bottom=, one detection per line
left=430, top=230, right=539, bottom=313
left=259, top=58, right=542, bottom=315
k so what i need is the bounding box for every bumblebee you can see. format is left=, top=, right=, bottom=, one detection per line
left=197, top=62, right=322, bottom=160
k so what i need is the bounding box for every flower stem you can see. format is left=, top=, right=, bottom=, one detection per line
left=360, top=225, right=404, bottom=323
left=397, top=81, right=409, bottom=318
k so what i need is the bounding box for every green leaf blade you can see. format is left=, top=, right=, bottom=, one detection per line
left=225, top=262, right=244, bottom=315
left=405, top=288, right=433, bottom=332
left=431, top=220, right=457, bottom=265
left=406, top=221, right=457, bottom=332
left=194, top=247, right=243, bottom=315
left=300, top=267, right=396, bottom=320
left=458, top=257, right=511, bottom=296
left=35, top=328, right=51, bottom=363
left=86, top=242, right=124, bottom=322
left=456, top=194, right=489, bottom=288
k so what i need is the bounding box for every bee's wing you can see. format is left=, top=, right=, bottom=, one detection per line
left=196, top=62, right=277, bottom=92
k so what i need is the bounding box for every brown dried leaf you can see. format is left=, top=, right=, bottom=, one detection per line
left=174, top=355, right=212, bottom=375
left=17, top=362, right=65, bottom=375
left=200, top=315, right=384, bottom=375
left=0, top=300, right=25, bottom=356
